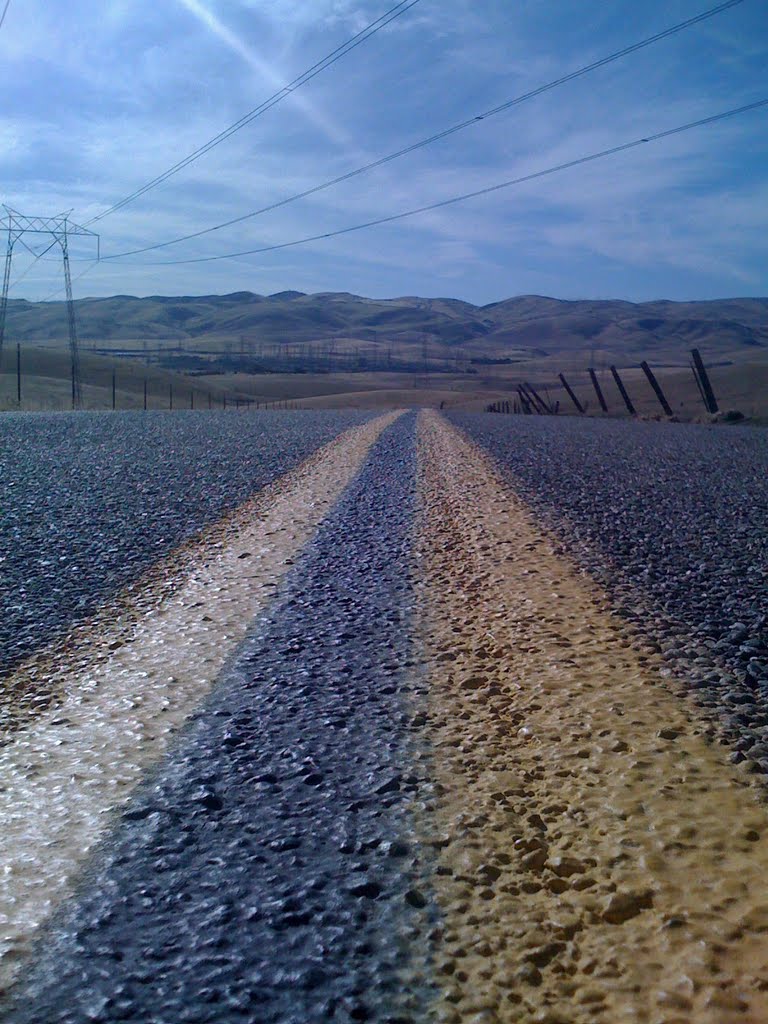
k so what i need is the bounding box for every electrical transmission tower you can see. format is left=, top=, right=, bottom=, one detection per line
left=1, top=207, right=99, bottom=409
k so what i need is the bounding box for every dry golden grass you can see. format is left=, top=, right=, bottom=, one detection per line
left=2, top=345, right=767, bottom=422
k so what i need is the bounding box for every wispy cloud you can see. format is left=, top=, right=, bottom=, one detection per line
left=1, top=0, right=766, bottom=303
left=175, top=0, right=352, bottom=148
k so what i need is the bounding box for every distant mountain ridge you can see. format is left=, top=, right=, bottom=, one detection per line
left=5, top=291, right=767, bottom=363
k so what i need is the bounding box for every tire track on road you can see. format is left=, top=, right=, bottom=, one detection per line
left=415, top=411, right=768, bottom=1023
left=2, top=412, right=438, bottom=1024
left=0, top=411, right=401, bottom=997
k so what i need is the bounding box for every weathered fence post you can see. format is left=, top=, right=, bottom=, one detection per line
left=522, top=382, right=548, bottom=414
left=558, top=373, right=584, bottom=414
left=640, top=360, right=673, bottom=416
left=691, top=348, right=718, bottom=414
left=143, top=378, right=147, bottom=411
left=517, top=386, right=532, bottom=414
left=112, top=371, right=116, bottom=410
left=588, top=368, right=608, bottom=413
left=527, top=382, right=551, bottom=414
left=169, top=383, right=173, bottom=410
left=610, top=365, right=636, bottom=415
left=690, top=361, right=707, bottom=408
left=16, top=343, right=21, bottom=406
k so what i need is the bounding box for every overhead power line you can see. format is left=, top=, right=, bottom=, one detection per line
left=7, top=239, right=59, bottom=291
left=101, top=0, right=747, bottom=260
left=111, top=98, right=765, bottom=266
left=0, top=0, right=11, bottom=32
left=40, top=261, right=99, bottom=302
left=83, top=0, right=422, bottom=227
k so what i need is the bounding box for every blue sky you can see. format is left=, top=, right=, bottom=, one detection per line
left=1, top=0, right=766, bottom=304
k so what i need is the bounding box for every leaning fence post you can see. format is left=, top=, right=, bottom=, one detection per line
left=588, top=368, right=608, bottom=412
left=610, top=365, right=636, bottom=415
left=640, top=360, right=673, bottom=416
left=691, top=348, right=718, bottom=414
left=527, top=382, right=550, bottom=413
left=558, top=373, right=584, bottom=414
left=517, top=386, right=532, bottom=414
left=522, top=382, right=548, bottom=414
left=690, top=361, right=707, bottom=409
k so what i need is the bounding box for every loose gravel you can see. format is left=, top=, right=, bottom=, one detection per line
left=3, top=412, right=438, bottom=1024
left=449, top=414, right=768, bottom=768
left=0, top=410, right=370, bottom=677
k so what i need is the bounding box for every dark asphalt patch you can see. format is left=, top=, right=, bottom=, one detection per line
left=3, top=412, right=437, bottom=1024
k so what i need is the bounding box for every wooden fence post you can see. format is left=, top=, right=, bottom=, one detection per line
left=690, top=361, right=707, bottom=408
left=691, top=348, right=718, bottom=414
left=588, top=368, right=608, bottom=412
left=517, top=386, right=532, bottom=414
left=522, top=382, right=548, bottom=414
left=610, top=365, right=636, bottom=416
left=640, top=360, right=673, bottom=416
left=558, top=372, right=584, bottom=414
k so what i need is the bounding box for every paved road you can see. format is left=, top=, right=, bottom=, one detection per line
left=3, top=411, right=768, bottom=1024
left=0, top=410, right=369, bottom=676
left=4, top=412, right=435, bottom=1024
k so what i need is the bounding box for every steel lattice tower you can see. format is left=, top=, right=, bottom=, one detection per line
left=0, top=207, right=99, bottom=409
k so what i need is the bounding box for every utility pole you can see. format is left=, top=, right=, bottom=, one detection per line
left=0, top=207, right=98, bottom=410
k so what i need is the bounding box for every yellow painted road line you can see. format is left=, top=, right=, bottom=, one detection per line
left=415, top=410, right=768, bottom=1023
left=0, top=411, right=401, bottom=992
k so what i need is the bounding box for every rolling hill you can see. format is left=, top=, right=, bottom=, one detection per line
left=4, top=291, right=767, bottom=367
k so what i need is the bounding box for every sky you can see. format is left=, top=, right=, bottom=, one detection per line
left=1, top=0, right=766, bottom=305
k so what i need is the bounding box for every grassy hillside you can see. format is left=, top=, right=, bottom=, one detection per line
left=5, top=292, right=767, bottom=370
left=3, top=290, right=766, bottom=420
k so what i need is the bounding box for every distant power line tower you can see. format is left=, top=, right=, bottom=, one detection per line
left=0, top=206, right=99, bottom=409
